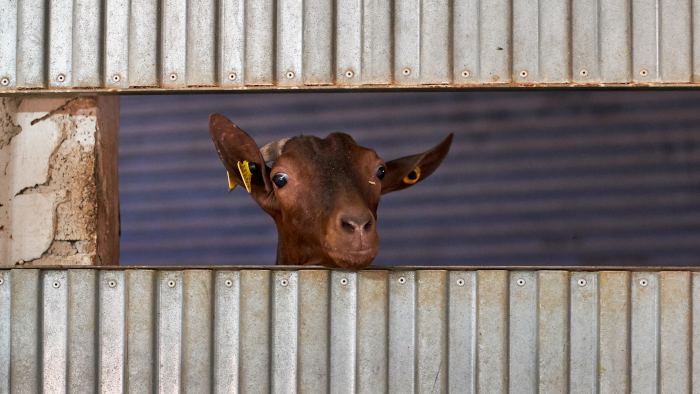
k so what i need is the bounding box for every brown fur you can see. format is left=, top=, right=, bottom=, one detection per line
left=209, top=113, right=453, bottom=269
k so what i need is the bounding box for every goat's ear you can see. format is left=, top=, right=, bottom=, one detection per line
left=381, top=133, right=453, bottom=195
left=209, top=113, right=276, bottom=209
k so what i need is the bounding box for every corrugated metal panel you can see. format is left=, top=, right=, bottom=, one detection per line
left=118, top=91, right=700, bottom=266
left=4, top=0, right=700, bottom=91
left=2, top=267, right=699, bottom=393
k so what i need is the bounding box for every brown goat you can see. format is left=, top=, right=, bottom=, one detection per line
left=209, top=113, right=453, bottom=269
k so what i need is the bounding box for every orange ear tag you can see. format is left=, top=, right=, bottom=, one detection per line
left=226, top=171, right=237, bottom=192
left=402, top=166, right=421, bottom=184
left=237, top=161, right=253, bottom=193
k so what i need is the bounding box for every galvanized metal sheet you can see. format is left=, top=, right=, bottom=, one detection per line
left=1, top=267, right=699, bottom=393
left=3, top=0, right=700, bottom=91
left=68, top=270, right=97, bottom=394
left=509, top=271, right=537, bottom=394
left=598, top=271, right=630, bottom=394
left=630, top=271, right=658, bottom=394
left=182, top=270, right=213, bottom=394
left=0, top=271, right=10, bottom=394
left=658, top=271, right=691, bottom=393
left=477, top=270, right=508, bottom=394
left=416, top=271, right=447, bottom=393
left=330, top=271, right=357, bottom=394
left=213, top=270, right=241, bottom=394
left=298, top=270, right=329, bottom=393
left=271, top=271, right=298, bottom=394
left=99, top=270, right=126, bottom=393
left=569, top=272, right=597, bottom=394
left=126, top=270, right=156, bottom=394
left=356, top=271, right=387, bottom=394
left=239, top=270, right=270, bottom=394
left=447, top=271, right=476, bottom=394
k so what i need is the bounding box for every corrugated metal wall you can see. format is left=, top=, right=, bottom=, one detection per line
left=119, top=91, right=700, bottom=266
left=1, top=0, right=700, bottom=92
left=1, top=268, right=699, bottom=393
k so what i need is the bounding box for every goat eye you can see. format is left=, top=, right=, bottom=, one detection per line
left=376, top=165, right=385, bottom=180
left=273, top=173, right=289, bottom=188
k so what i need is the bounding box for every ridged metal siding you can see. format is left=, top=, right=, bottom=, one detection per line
left=118, top=91, right=700, bottom=266
left=1, top=0, right=700, bottom=92
left=0, top=268, right=699, bottom=393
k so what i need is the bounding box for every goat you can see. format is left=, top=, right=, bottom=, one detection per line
left=209, top=113, right=453, bottom=270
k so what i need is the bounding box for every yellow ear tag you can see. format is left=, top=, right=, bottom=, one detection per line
left=226, top=171, right=237, bottom=192
left=402, top=166, right=421, bottom=185
left=237, top=161, right=253, bottom=193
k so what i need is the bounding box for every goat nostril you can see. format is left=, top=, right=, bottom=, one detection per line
left=342, top=220, right=355, bottom=233
left=363, top=221, right=373, bottom=231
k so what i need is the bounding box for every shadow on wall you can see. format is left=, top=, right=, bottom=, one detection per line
left=119, top=92, right=700, bottom=266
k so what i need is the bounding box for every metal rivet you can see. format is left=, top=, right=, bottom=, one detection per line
left=280, top=279, right=289, bottom=287
left=639, top=279, right=648, bottom=287
left=461, top=70, right=470, bottom=78
left=53, top=281, right=61, bottom=288
left=224, top=279, right=233, bottom=287
left=0, top=77, right=9, bottom=86
left=640, top=69, right=649, bottom=77
left=578, top=278, right=587, bottom=287
left=108, top=280, right=117, bottom=288
left=286, top=71, right=295, bottom=79
left=57, top=74, right=66, bottom=82
left=519, top=70, right=528, bottom=78
left=340, top=278, right=348, bottom=285
left=402, top=68, right=411, bottom=76
left=517, top=278, right=526, bottom=286
left=456, top=278, right=465, bottom=287
left=345, top=70, right=354, bottom=78
left=398, top=277, right=406, bottom=284
left=112, top=74, right=121, bottom=83
left=0, top=277, right=4, bottom=285
left=580, top=69, right=589, bottom=77
left=228, top=72, right=237, bottom=81
left=169, top=73, right=178, bottom=81
left=168, top=280, right=176, bottom=288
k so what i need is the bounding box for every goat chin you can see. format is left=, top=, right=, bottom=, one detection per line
left=325, top=247, right=378, bottom=270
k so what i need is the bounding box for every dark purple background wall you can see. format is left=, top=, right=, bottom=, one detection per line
left=119, top=92, right=700, bottom=266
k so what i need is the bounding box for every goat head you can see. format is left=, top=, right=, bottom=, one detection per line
left=209, top=113, right=453, bottom=270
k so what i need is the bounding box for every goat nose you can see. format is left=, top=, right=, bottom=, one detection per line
left=340, top=212, right=374, bottom=234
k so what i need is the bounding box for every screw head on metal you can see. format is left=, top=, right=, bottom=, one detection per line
left=340, top=278, right=348, bottom=285
left=398, top=276, right=407, bottom=284
left=639, top=279, right=648, bottom=287
left=108, top=280, right=117, bottom=288
left=461, top=70, right=470, bottom=78
left=280, top=279, right=289, bottom=287
left=345, top=70, right=354, bottom=78
left=456, top=278, right=465, bottom=287
left=0, top=277, right=4, bottom=285
left=402, top=68, right=411, bottom=76
left=640, top=69, right=649, bottom=77
left=57, top=74, right=66, bottom=82
left=112, top=74, right=121, bottom=83
left=577, top=278, right=587, bottom=287
left=580, top=69, right=589, bottom=77
left=286, top=71, right=295, bottom=79
left=228, top=72, right=237, bottom=81
left=169, top=73, right=178, bottom=81
left=519, top=70, right=528, bottom=78
left=517, top=278, right=526, bottom=286
left=225, top=279, right=233, bottom=287
left=53, top=281, right=61, bottom=288
left=0, top=77, right=9, bottom=86
left=167, top=280, right=176, bottom=288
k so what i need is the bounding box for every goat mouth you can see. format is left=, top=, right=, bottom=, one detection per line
left=326, top=247, right=378, bottom=269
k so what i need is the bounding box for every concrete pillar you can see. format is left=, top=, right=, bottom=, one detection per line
left=0, top=97, right=119, bottom=265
